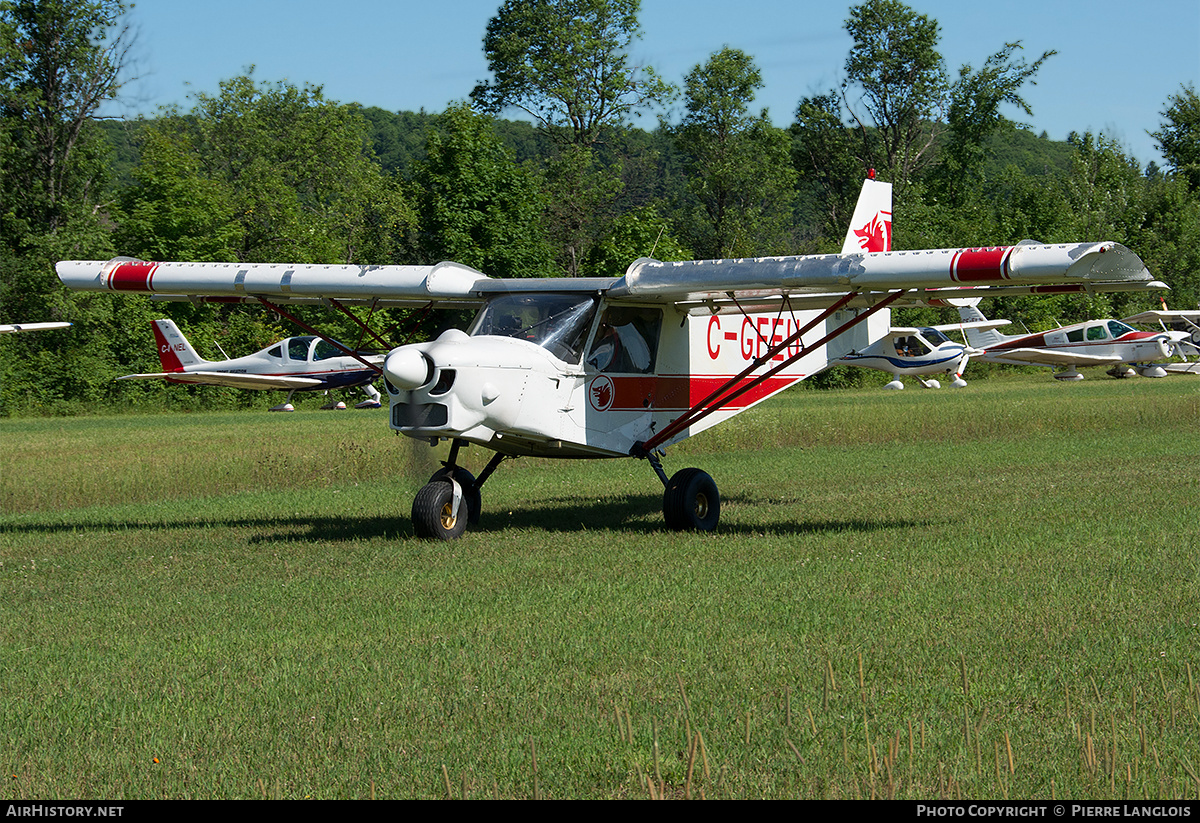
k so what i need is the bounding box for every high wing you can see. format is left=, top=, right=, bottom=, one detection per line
left=116, top=371, right=324, bottom=390
left=0, top=321, right=71, bottom=333
left=1122, top=310, right=1200, bottom=325
left=56, top=241, right=1162, bottom=310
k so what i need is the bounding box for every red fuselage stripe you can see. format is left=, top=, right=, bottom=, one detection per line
left=604, top=375, right=797, bottom=411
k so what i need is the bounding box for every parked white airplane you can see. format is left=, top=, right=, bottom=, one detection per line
left=0, top=321, right=71, bottom=333
left=955, top=302, right=1176, bottom=380
left=57, top=178, right=1163, bottom=538
left=836, top=321, right=1005, bottom=389
left=118, top=319, right=383, bottom=410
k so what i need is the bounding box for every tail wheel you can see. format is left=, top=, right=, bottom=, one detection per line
left=663, top=468, right=720, bottom=532
left=412, top=481, right=468, bottom=540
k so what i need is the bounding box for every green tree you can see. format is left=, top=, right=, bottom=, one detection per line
left=412, top=103, right=554, bottom=278
left=675, top=47, right=796, bottom=259
left=471, top=0, right=672, bottom=149
left=118, top=74, right=415, bottom=265
left=471, top=0, right=673, bottom=275
left=1151, top=84, right=1200, bottom=192
left=936, top=42, right=1054, bottom=204
left=791, top=91, right=869, bottom=250
left=842, top=0, right=947, bottom=187
left=581, top=203, right=689, bottom=276
left=0, top=0, right=132, bottom=248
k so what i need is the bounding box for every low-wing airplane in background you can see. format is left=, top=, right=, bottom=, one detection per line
left=0, top=321, right=71, bottom=333
left=119, top=319, right=383, bottom=410
left=955, top=302, right=1178, bottom=380
left=57, top=177, right=1164, bottom=539
left=835, top=320, right=1007, bottom=389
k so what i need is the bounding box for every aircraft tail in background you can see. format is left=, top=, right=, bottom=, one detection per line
left=151, top=319, right=206, bottom=372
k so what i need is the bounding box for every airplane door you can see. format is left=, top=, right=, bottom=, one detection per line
left=578, top=306, right=664, bottom=450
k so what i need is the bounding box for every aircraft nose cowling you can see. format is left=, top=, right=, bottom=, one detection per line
left=384, top=348, right=434, bottom=390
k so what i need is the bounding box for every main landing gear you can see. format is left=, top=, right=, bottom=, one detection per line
left=646, top=450, right=721, bottom=532
left=408, top=440, right=722, bottom=539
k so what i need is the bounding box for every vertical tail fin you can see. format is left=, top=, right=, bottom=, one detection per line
left=151, top=319, right=205, bottom=371
left=841, top=175, right=893, bottom=254
left=955, top=305, right=1007, bottom=349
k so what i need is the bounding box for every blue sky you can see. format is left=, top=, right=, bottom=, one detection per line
left=105, top=0, right=1198, bottom=167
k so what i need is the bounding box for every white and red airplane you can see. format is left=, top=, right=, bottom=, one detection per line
left=118, top=318, right=383, bottom=410
left=0, top=321, right=71, bottom=333
left=57, top=178, right=1163, bottom=538
left=955, top=302, right=1177, bottom=380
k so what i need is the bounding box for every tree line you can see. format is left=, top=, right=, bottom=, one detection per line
left=2, top=0, right=1198, bottom=414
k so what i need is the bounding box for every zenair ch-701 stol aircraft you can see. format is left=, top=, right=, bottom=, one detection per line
left=119, top=318, right=383, bottom=410
left=56, top=178, right=1163, bottom=539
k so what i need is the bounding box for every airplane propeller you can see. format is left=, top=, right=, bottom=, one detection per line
left=951, top=346, right=983, bottom=388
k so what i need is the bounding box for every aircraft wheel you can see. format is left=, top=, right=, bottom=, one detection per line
left=429, top=467, right=482, bottom=524
left=663, top=468, right=720, bottom=532
left=412, top=481, right=468, bottom=540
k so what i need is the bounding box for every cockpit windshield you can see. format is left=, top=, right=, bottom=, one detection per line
left=921, top=328, right=951, bottom=346
left=472, top=294, right=598, bottom=363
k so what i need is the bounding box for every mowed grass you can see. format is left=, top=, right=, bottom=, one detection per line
left=1, top=374, right=1198, bottom=799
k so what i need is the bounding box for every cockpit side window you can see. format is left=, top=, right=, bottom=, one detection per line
left=894, top=335, right=930, bottom=357
left=288, top=337, right=313, bottom=361
left=312, top=339, right=341, bottom=361
left=586, top=307, right=662, bottom=373
left=1086, top=324, right=1108, bottom=341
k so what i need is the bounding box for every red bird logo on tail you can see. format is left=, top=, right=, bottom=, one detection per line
left=852, top=210, right=893, bottom=253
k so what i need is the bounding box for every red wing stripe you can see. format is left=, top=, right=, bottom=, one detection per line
left=108, top=261, right=159, bottom=291
left=950, top=248, right=1011, bottom=283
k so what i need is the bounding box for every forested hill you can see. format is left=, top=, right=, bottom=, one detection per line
left=99, top=109, right=1077, bottom=199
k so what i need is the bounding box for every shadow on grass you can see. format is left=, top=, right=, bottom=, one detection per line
left=0, top=492, right=935, bottom=542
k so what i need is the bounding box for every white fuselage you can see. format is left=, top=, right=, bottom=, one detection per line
left=384, top=295, right=888, bottom=457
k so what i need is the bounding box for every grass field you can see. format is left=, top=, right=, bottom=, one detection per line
left=1, top=374, right=1198, bottom=799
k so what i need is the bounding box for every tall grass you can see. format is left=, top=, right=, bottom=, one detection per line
left=1, top=375, right=1198, bottom=798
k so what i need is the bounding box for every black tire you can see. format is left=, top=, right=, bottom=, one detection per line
left=663, top=468, right=720, bottom=531
left=428, top=467, right=482, bottom=524
left=412, top=481, right=468, bottom=540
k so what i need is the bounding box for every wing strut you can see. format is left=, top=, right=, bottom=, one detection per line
left=253, top=296, right=383, bottom=374
left=326, top=297, right=395, bottom=351
left=636, top=290, right=905, bottom=456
